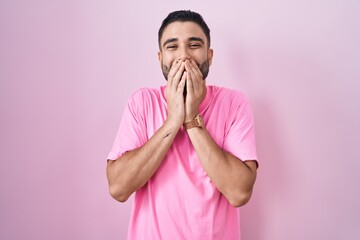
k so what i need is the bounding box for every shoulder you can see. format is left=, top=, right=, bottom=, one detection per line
left=209, top=85, right=249, bottom=106
left=126, top=86, right=166, bottom=113
left=129, top=87, right=163, bottom=101
left=127, top=87, right=165, bottom=106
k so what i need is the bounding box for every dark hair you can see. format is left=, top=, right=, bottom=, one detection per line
left=158, top=10, right=211, bottom=49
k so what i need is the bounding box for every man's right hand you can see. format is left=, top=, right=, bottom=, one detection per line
left=107, top=60, right=188, bottom=202
left=165, top=60, right=187, bottom=127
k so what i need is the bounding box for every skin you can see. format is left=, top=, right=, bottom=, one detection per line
left=106, top=21, right=257, bottom=207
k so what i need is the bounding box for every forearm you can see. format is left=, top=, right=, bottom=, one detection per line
left=186, top=127, right=257, bottom=207
left=107, top=120, right=180, bottom=202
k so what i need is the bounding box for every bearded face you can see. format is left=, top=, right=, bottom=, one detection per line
left=161, top=59, right=210, bottom=81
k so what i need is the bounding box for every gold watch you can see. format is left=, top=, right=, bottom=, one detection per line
left=183, top=114, right=205, bottom=130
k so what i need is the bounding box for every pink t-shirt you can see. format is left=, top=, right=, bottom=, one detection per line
left=108, top=85, right=258, bottom=240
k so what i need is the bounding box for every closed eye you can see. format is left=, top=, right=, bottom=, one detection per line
left=189, top=43, right=202, bottom=48
left=167, top=45, right=177, bottom=49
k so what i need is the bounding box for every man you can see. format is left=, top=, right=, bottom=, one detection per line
left=106, top=10, right=258, bottom=240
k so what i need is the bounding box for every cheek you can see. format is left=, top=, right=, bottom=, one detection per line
left=163, top=56, right=177, bottom=67
left=194, top=58, right=205, bottom=68
left=161, top=55, right=171, bottom=65
left=193, top=52, right=208, bottom=64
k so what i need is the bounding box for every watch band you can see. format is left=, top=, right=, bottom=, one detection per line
left=183, top=114, right=205, bottom=130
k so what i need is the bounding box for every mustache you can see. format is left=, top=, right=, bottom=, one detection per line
left=170, top=59, right=200, bottom=68
left=161, top=59, right=209, bottom=81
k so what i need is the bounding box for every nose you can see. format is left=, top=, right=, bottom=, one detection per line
left=178, top=46, right=191, bottom=61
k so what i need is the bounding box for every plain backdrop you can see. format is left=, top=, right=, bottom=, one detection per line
left=1, top=0, right=359, bottom=239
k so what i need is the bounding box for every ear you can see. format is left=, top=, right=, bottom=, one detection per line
left=158, top=51, right=163, bottom=66
left=207, top=48, right=214, bottom=65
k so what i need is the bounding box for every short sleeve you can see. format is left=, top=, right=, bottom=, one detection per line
left=107, top=91, right=148, bottom=160
left=223, top=96, right=258, bottom=167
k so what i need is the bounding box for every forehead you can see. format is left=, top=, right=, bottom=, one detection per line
left=160, top=21, right=207, bottom=45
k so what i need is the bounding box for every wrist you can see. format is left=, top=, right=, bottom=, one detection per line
left=184, top=112, right=199, bottom=123
left=165, top=117, right=183, bottom=130
left=183, top=113, right=205, bottom=130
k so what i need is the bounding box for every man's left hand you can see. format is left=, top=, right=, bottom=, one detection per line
left=184, top=59, right=206, bottom=122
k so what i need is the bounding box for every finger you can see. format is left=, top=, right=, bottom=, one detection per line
left=185, top=60, right=199, bottom=91
left=177, top=70, right=187, bottom=94
left=167, top=60, right=182, bottom=87
left=172, top=62, right=186, bottom=91
left=190, top=59, right=203, bottom=80
left=186, top=72, right=194, bottom=95
left=185, top=60, right=197, bottom=81
left=186, top=60, right=200, bottom=80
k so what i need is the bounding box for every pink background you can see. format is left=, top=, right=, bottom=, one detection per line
left=1, top=0, right=359, bottom=239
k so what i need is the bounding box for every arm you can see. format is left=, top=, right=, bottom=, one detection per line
left=107, top=119, right=180, bottom=202
left=184, top=59, right=257, bottom=207
left=186, top=127, right=257, bottom=207
left=106, top=60, right=187, bottom=202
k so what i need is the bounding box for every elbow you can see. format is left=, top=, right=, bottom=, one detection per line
left=107, top=160, right=131, bottom=202
left=109, top=184, right=130, bottom=203
left=227, top=190, right=253, bottom=208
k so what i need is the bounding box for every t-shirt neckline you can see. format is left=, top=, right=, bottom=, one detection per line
left=160, top=84, right=214, bottom=113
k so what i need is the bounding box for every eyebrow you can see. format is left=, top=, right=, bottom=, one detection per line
left=162, top=37, right=205, bottom=48
left=188, top=37, right=205, bottom=44
left=162, top=38, right=178, bottom=48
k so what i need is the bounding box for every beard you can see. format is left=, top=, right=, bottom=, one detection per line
left=161, top=59, right=210, bottom=81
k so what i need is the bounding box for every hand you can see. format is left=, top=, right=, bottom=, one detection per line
left=165, top=60, right=187, bottom=127
left=184, top=59, right=206, bottom=122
